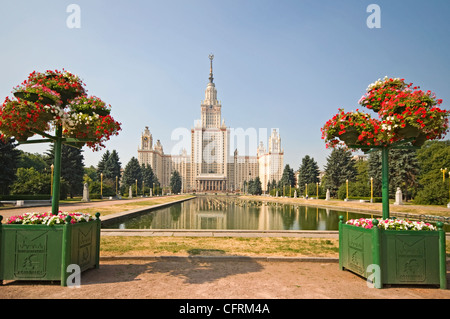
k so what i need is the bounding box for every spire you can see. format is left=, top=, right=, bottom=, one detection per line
left=208, top=54, right=214, bottom=83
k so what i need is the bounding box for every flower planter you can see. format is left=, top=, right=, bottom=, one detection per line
left=397, top=124, right=420, bottom=139
left=14, top=91, right=57, bottom=106
left=0, top=213, right=101, bottom=286
left=339, top=217, right=447, bottom=289
left=340, top=131, right=360, bottom=145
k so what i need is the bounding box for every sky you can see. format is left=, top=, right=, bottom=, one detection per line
left=1, top=0, right=449, bottom=172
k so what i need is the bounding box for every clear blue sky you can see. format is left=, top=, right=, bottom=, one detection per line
left=1, top=0, right=449, bottom=171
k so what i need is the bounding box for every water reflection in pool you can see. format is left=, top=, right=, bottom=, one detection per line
left=103, top=196, right=376, bottom=231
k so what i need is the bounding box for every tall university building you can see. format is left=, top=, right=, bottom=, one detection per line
left=137, top=55, right=284, bottom=193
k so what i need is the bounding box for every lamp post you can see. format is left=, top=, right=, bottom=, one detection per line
left=448, top=172, right=450, bottom=203
left=100, top=173, right=103, bottom=199
left=370, top=177, right=374, bottom=203
left=116, top=176, right=118, bottom=196
left=305, top=183, right=308, bottom=198
left=441, top=168, right=447, bottom=182
left=346, top=179, right=349, bottom=200
left=316, top=182, right=319, bottom=199
left=135, top=179, right=138, bottom=197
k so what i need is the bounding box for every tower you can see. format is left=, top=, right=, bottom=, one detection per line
left=191, top=54, right=229, bottom=191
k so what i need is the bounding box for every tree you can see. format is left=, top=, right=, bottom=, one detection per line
left=17, top=151, right=48, bottom=172
left=170, top=170, right=182, bottom=194
left=0, top=138, right=20, bottom=195
left=107, top=150, right=122, bottom=182
left=142, top=164, right=156, bottom=189
left=298, top=155, right=320, bottom=193
left=368, top=148, right=419, bottom=199
left=279, top=164, right=296, bottom=188
left=252, top=177, right=262, bottom=195
left=122, top=157, right=142, bottom=189
left=414, top=140, right=450, bottom=205
left=10, top=167, right=68, bottom=199
left=97, top=150, right=111, bottom=180
left=97, top=149, right=121, bottom=182
left=323, top=148, right=357, bottom=197
left=46, top=144, right=84, bottom=198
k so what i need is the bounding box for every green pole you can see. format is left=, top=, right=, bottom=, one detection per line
left=338, top=215, right=344, bottom=270
left=371, top=219, right=382, bottom=288
left=437, top=222, right=447, bottom=289
left=381, top=146, right=390, bottom=219
left=51, top=125, right=63, bottom=215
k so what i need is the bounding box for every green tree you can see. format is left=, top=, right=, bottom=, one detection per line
left=17, top=151, right=48, bottom=172
left=0, top=138, right=20, bottom=195
left=323, top=148, right=357, bottom=197
left=141, top=164, right=156, bottom=189
left=122, top=157, right=142, bottom=189
left=97, top=150, right=111, bottom=180
left=107, top=150, right=122, bottom=182
left=170, top=170, right=182, bottom=194
left=10, top=167, right=68, bottom=199
left=368, top=148, right=419, bottom=200
left=46, top=144, right=84, bottom=198
left=298, top=155, right=320, bottom=193
left=252, top=176, right=262, bottom=195
left=279, top=165, right=296, bottom=187
left=414, top=140, right=450, bottom=205
left=84, top=165, right=98, bottom=184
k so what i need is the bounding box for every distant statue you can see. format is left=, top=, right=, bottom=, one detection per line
left=394, top=187, right=403, bottom=205
left=82, top=183, right=90, bottom=202
left=129, top=186, right=133, bottom=198
left=326, top=189, right=330, bottom=201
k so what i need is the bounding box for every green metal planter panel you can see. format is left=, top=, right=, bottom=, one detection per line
left=0, top=225, right=63, bottom=281
left=339, top=221, right=446, bottom=289
left=340, top=224, right=373, bottom=277
left=0, top=219, right=100, bottom=285
left=381, top=232, right=440, bottom=285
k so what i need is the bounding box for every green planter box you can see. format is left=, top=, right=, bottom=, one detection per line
left=339, top=217, right=447, bottom=289
left=0, top=213, right=101, bottom=286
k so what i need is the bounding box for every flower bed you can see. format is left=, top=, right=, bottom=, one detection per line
left=346, top=218, right=437, bottom=231
left=5, top=211, right=95, bottom=226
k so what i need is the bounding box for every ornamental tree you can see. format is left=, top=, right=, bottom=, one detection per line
left=0, top=69, right=121, bottom=150
left=0, top=69, right=121, bottom=214
left=321, top=77, right=449, bottom=149
left=321, top=77, right=450, bottom=217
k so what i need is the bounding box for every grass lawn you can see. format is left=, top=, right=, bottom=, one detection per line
left=100, top=236, right=341, bottom=258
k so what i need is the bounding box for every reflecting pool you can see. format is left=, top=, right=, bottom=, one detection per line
left=103, top=196, right=378, bottom=230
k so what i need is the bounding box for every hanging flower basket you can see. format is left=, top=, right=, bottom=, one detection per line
left=0, top=69, right=121, bottom=151
left=322, top=77, right=450, bottom=149
left=339, top=130, right=360, bottom=145
left=13, top=91, right=56, bottom=106
left=396, top=124, right=420, bottom=139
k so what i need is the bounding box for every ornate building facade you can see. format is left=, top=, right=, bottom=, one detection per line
left=138, top=55, right=283, bottom=192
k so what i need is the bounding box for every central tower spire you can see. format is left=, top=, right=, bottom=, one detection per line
left=208, top=54, right=214, bottom=83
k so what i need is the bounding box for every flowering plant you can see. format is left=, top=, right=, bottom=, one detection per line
left=321, top=77, right=449, bottom=149
left=346, top=218, right=437, bottom=231
left=0, top=69, right=121, bottom=150
left=5, top=211, right=96, bottom=226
